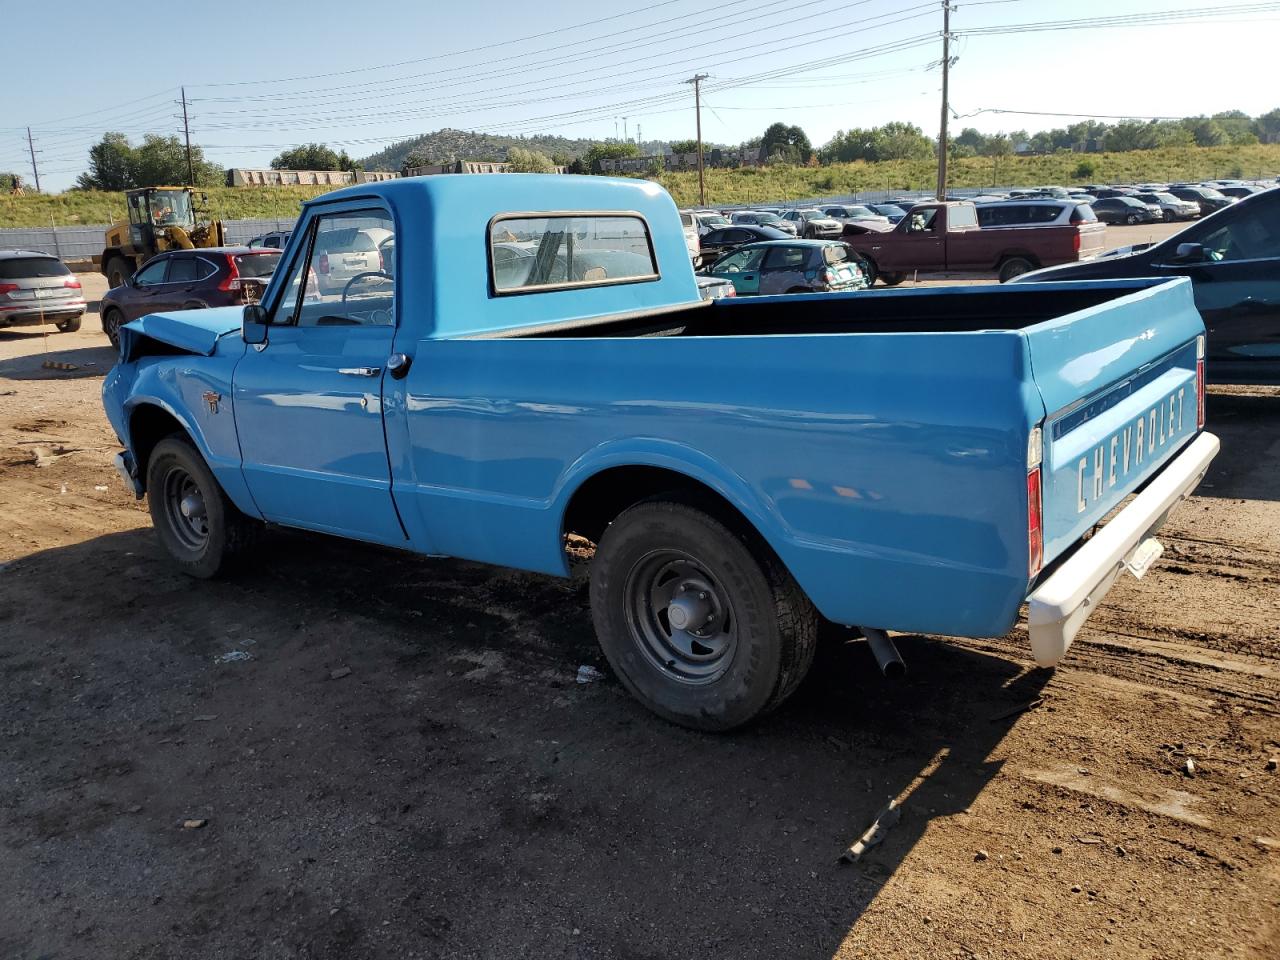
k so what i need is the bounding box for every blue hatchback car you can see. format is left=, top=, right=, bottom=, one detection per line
left=699, top=239, right=866, bottom=296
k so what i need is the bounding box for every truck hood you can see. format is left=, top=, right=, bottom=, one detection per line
left=118, top=307, right=245, bottom=364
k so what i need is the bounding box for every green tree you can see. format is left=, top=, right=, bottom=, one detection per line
left=1, top=171, right=25, bottom=192
left=271, top=143, right=358, bottom=171
left=76, top=132, right=135, bottom=190
left=505, top=147, right=557, bottom=173
left=761, top=123, right=812, bottom=162
left=668, top=139, right=699, bottom=155
left=131, top=134, right=222, bottom=187
left=581, top=140, right=640, bottom=173
left=1184, top=118, right=1225, bottom=147
left=1255, top=107, right=1280, bottom=143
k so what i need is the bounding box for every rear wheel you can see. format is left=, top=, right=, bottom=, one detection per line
left=55, top=315, right=81, bottom=333
left=998, top=257, right=1035, bottom=283
left=146, top=435, right=260, bottom=579
left=106, top=259, right=132, bottom=289
left=1162, top=209, right=1175, bottom=222
left=102, top=307, right=124, bottom=349
left=1126, top=213, right=1140, bottom=225
left=590, top=500, right=818, bottom=731
left=879, top=272, right=907, bottom=287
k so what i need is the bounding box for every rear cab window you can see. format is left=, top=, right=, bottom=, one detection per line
left=234, top=253, right=282, bottom=278
left=0, top=257, right=70, bottom=279
left=488, top=214, right=658, bottom=293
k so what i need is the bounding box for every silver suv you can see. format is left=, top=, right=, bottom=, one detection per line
left=0, top=250, right=87, bottom=333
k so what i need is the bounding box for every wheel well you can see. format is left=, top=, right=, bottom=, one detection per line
left=562, top=465, right=758, bottom=547
left=998, top=252, right=1039, bottom=266
left=129, top=405, right=188, bottom=487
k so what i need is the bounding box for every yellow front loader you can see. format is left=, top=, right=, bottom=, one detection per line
left=97, top=187, right=227, bottom=287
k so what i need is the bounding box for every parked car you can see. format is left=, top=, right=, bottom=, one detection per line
left=312, top=225, right=393, bottom=296
left=699, top=239, right=866, bottom=295
left=1169, top=185, right=1234, bottom=216
left=0, top=249, right=85, bottom=333
left=1091, top=197, right=1159, bottom=225
left=695, top=275, right=736, bottom=300
left=697, top=225, right=791, bottom=262
left=1093, top=188, right=1139, bottom=200
left=247, top=230, right=292, bottom=250
left=1218, top=184, right=1264, bottom=200
left=1012, top=186, right=1280, bottom=384
left=780, top=208, right=843, bottom=239
left=821, top=205, right=891, bottom=228
left=842, top=200, right=1106, bottom=284
left=868, top=203, right=908, bottom=224
left=99, top=247, right=282, bottom=349
left=729, top=210, right=798, bottom=235
left=102, top=174, right=1217, bottom=732
left=679, top=211, right=700, bottom=261
left=1135, top=192, right=1201, bottom=222
left=975, top=200, right=1098, bottom=229
left=685, top=210, right=731, bottom=236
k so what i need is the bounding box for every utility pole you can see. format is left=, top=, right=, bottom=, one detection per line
left=685, top=73, right=709, bottom=206
left=26, top=127, right=41, bottom=193
left=622, top=116, right=629, bottom=141
left=181, top=86, right=195, bottom=187
left=935, top=0, right=952, bottom=200
left=636, top=123, right=641, bottom=147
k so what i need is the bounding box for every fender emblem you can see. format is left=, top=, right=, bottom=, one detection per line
left=203, top=391, right=222, bottom=414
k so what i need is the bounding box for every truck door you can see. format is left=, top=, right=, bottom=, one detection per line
left=902, top=205, right=946, bottom=271
left=232, top=207, right=407, bottom=546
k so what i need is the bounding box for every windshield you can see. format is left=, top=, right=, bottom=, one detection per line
left=755, top=213, right=783, bottom=224
left=872, top=205, right=906, bottom=216
left=233, top=253, right=282, bottom=278
left=822, top=245, right=849, bottom=265
left=1199, top=187, right=1226, bottom=199
left=703, top=215, right=730, bottom=226
left=847, top=206, right=876, bottom=217
left=148, top=189, right=195, bottom=228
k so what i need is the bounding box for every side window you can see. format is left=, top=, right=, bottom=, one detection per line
left=134, top=258, right=169, bottom=286
left=273, top=210, right=396, bottom=327
left=762, top=246, right=807, bottom=270
left=1198, top=205, right=1280, bottom=262
left=194, top=257, right=220, bottom=281
left=714, top=247, right=765, bottom=273
left=489, top=214, right=657, bottom=293
left=948, top=205, right=978, bottom=228
left=704, top=230, right=727, bottom=245
left=977, top=206, right=1007, bottom=227
left=166, top=257, right=198, bottom=283
left=908, top=208, right=939, bottom=232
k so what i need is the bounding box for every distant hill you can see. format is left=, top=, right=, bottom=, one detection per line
left=358, top=129, right=607, bottom=171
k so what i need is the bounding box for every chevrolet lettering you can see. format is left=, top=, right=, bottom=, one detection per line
left=101, top=175, right=1219, bottom=731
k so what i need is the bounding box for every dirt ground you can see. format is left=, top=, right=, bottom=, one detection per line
left=1, top=257, right=1277, bottom=960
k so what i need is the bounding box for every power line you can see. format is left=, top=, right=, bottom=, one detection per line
left=959, top=2, right=1280, bottom=34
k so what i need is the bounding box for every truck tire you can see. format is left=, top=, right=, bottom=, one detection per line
left=55, top=315, right=82, bottom=333
left=998, top=257, right=1035, bottom=283
left=878, top=272, right=907, bottom=286
left=102, top=307, right=124, bottom=349
left=106, top=259, right=132, bottom=289
left=146, top=435, right=260, bottom=579
left=858, top=256, right=878, bottom=286
left=589, top=500, right=818, bottom=731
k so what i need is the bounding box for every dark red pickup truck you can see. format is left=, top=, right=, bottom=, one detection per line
left=844, top=200, right=1107, bottom=285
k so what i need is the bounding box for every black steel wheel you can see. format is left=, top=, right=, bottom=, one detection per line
left=146, top=435, right=259, bottom=578
left=590, top=499, right=818, bottom=731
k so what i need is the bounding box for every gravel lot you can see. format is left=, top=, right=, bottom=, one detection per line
left=1, top=227, right=1277, bottom=960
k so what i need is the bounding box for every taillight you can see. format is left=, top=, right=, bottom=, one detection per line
left=0, top=283, right=17, bottom=295
left=63, top=278, right=82, bottom=290
left=1027, top=425, right=1044, bottom=577
left=1196, top=334, right=1206, bottom=429
left=318, top=252, right=330, bottom=275
left=217, top=255, right=243, bottom=297
left=1072, top=230, right=1082, bottom=253
left=819, top=268, right=835, bottom=286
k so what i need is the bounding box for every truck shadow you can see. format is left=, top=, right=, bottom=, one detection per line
left=0, top=342, right=115, bottom=381
left=2, top=525, right=1049, bottom=959
left=1199, top=388, right=1280, bottom=502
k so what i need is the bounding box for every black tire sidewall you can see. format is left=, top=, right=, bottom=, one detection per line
left=999, top=258, right=1032, bottom=283
left=56, top=315, right=81, bottom=333
left=146, top=436, right=234, bottom=579
left=103, top=308, right=122, bottom=348
left=590, top=503, right=786, bottom=731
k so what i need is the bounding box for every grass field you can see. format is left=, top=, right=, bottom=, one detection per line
left=656, top=143, right=1280, bottom=207
left=2, top=144, right=1277, bottom=227
left=0, top=185, right=334, bottom=229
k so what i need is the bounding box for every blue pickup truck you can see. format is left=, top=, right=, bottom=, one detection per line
left=103, top=175, right=1219, bottom=730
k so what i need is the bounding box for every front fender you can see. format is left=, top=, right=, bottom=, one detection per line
left=116, top=357, right=260, bottom=518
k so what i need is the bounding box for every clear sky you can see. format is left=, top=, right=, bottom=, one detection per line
left=2, top=0, right=1277, bottom=192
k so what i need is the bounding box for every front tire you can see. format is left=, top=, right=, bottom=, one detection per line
left=1162, top=209, right=1175, bottom=222
left=590, top=500, right=818, bottom=731
left=102, top=307, right=124, bottom=349
left=1126, top=213, right=1140, bottom=225
left=146, top=435, right=259, bottom=579
left=106, top=259, right=131, bottom=289
left=878, top=272, right=906, bottom=286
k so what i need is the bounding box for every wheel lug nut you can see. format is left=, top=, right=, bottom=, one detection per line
left=698, top=591, right=708, bottom=600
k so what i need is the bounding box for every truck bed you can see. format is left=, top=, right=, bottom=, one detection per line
left=508, top=279, right=1159, bottom=339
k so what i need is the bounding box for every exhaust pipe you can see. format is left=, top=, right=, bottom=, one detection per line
left=862, top=627, right=905, bottom=679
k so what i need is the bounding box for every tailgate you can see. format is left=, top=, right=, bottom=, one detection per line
left=1077, top=223, right=1107, bottom=259
left=1024, top=277, right=1204, bottom=564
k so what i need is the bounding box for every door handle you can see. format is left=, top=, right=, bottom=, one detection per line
left=338, top=367, right=381, bottom=377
